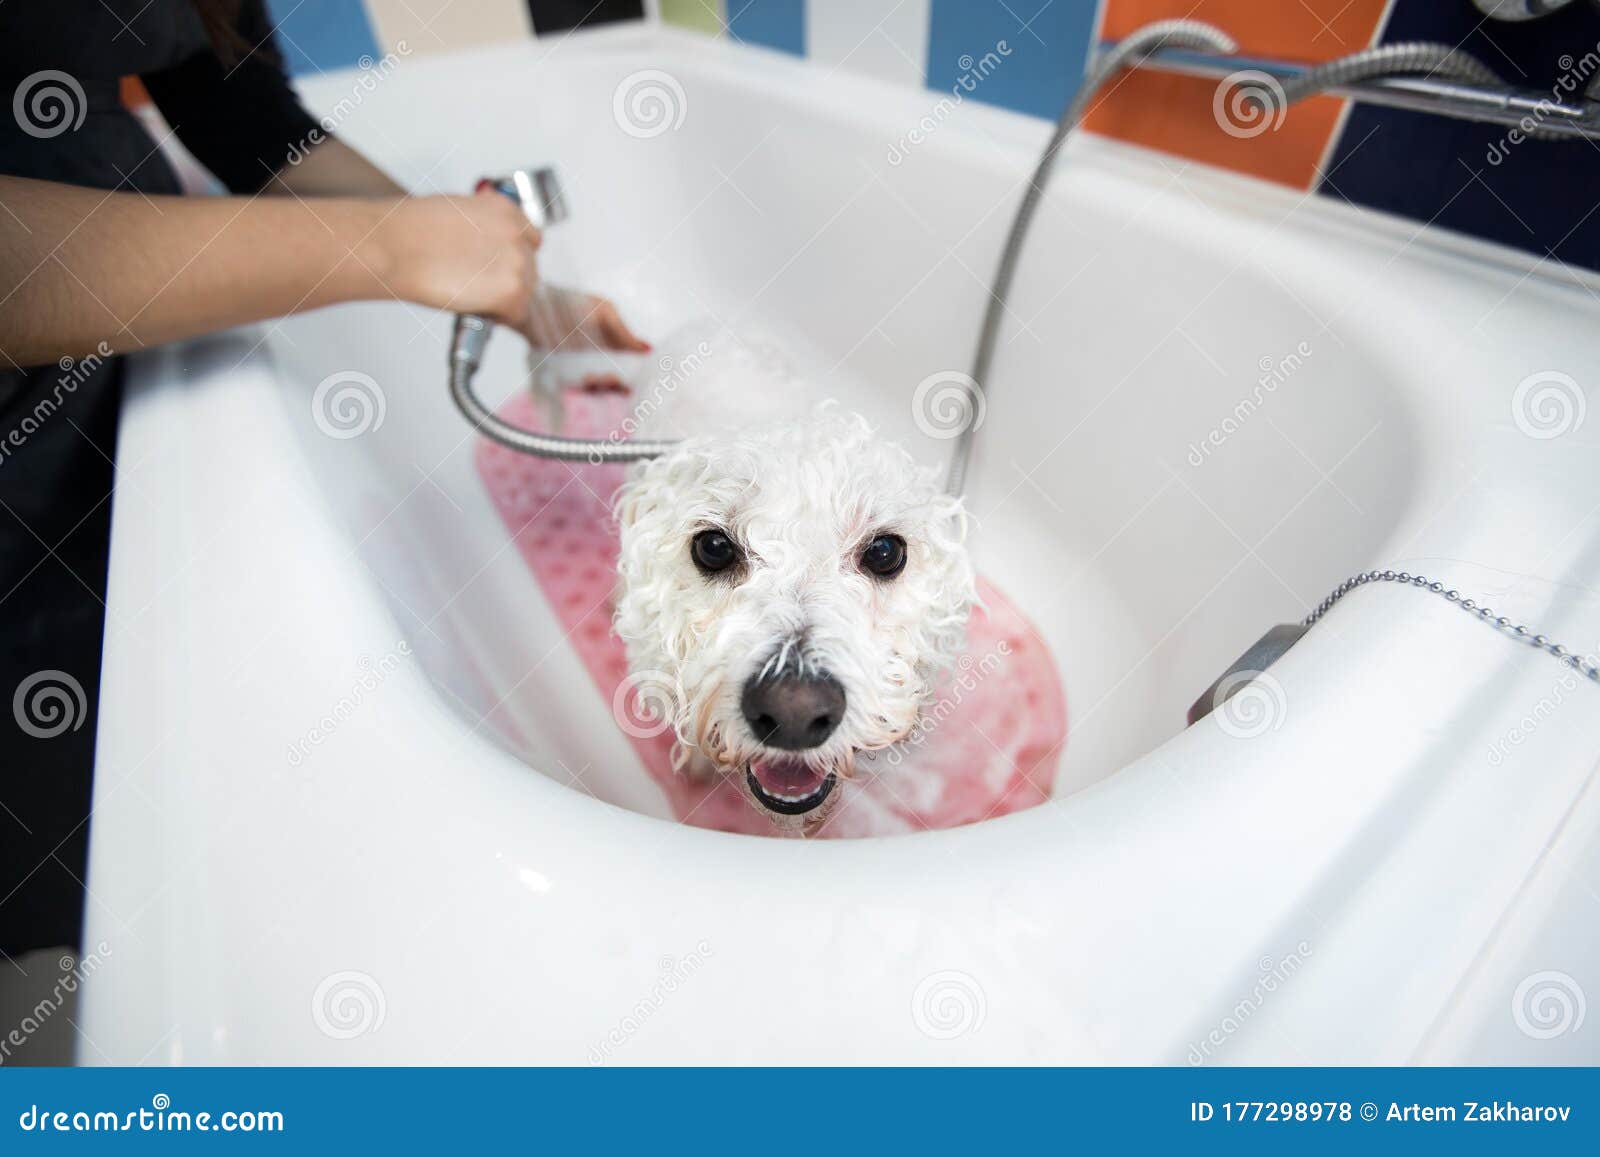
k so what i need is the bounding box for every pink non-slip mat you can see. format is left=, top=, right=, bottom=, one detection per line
left=475, top=390, right=1066, bottom=837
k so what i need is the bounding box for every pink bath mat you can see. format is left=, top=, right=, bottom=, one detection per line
left=474, top=390, right=1066, bottom=837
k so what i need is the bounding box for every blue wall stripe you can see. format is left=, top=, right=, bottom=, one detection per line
left=727, top=0, right=806, bottom=56
left=262, top=0, right=383, bottom=76
left=925, top=0, right=1097, bottom=120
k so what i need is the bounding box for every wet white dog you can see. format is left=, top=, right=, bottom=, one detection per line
left=611, top=330, right=976, bottom=833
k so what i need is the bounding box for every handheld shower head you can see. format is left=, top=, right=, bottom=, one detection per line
left=446, top=166, right=681, bottom=463
left=478, top=168, right=570, bottom=229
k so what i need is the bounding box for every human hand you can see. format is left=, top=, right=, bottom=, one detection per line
left=374, top=191, right=540, bottom=331
left=373, top=192, right=649, bottom=356
left=524, top=284, right=651, bottom=356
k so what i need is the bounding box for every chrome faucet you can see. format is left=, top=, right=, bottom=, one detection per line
left=1099, top=33, right=1600, bottom=142
left=1471, top=0, right=1588, bottom=21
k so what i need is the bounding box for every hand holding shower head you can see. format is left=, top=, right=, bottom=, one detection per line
left=447, top=166, right=680, bottom=463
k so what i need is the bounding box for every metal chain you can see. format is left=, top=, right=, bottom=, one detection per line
left=1304, top=570, right=1600, bottom=685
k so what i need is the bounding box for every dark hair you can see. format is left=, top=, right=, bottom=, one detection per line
left=188, top=0, right=252, bottom=65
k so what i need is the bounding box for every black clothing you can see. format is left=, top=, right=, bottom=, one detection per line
left=0, top=0, right=316, bottom=953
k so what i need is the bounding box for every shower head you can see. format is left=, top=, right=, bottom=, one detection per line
left=476, top=167, right=570, bottom=229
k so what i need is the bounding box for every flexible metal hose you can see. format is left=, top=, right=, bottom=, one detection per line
left=946, top=32, right=1508, bottom=494
left=448, top=315, right=680, bottom=462
left=1273, top=43, right=1574, bottom=139
left=946, top=20, right=1239, bottom=495
left=1275, top=42, right=1503, bottom=104
left=450, top=30, right=1510, bottom=484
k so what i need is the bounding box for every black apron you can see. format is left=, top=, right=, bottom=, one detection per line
left=0, top=1, right=292, bottom=953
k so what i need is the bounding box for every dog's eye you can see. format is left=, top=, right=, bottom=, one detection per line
left=859, top=534, right=907, bottom=579
left=691, top=529, right=741, bottom=575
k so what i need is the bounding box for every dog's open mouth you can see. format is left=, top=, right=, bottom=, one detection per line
left=744, top=758, right=837, bottom=815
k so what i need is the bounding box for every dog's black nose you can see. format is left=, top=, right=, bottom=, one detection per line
left=741, top=673, right=846, bottom=750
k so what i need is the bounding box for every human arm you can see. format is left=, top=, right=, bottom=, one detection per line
left=0, top=176, right=554, bottom=366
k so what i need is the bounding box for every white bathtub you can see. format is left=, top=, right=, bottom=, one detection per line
left=84, top=25, right=1600, bottom=1063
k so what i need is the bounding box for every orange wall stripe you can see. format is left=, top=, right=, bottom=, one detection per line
left=1085, top=0, right=1393, bottom=189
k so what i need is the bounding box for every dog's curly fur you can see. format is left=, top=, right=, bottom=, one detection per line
left=613, top=400, right=976, bottom=832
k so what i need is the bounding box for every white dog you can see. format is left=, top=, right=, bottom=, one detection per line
left=610, top=330, right=976, bottom=833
